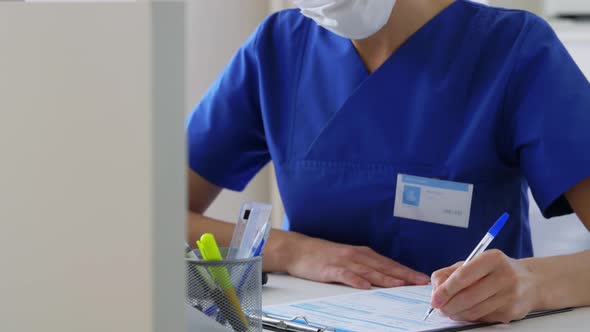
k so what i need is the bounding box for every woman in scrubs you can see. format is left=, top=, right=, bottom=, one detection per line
left=187, top=0, right=590, bottom=323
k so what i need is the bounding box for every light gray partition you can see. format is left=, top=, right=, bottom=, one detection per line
left=0, top=2, right=185, bottom=331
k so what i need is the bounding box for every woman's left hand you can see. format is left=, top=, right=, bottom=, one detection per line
left=430, top=249, right=540, bottom=323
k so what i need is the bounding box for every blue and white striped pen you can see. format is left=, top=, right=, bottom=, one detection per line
left=423, top=212, right=510, bottom=321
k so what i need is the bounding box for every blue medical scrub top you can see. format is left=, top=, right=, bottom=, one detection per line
left=187, top=0, right=590, bottom=275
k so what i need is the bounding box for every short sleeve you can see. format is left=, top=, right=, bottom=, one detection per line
left=186, top=22, right=270, bottom=191
left=507, top=18, right=590, bottom=218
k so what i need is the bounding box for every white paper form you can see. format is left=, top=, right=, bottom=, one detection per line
left=263, top=285, right=472, bottom=332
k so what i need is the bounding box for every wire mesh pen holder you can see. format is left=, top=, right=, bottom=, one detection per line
left=186, top=252, right=263, bottom=332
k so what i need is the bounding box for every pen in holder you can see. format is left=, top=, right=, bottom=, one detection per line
left=186, top=249, right=263, bottom=332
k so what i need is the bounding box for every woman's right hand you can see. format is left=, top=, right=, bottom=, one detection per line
left=275, top=232, right=430, bottom=289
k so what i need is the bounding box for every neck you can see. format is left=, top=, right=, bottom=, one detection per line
left=351, top=0, right=456, bottom=73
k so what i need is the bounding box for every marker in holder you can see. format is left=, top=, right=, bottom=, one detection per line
left=186, top=249, right=263, bottom=332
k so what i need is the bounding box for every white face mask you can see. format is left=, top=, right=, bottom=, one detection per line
left=294, top=0, right=397, bottom=40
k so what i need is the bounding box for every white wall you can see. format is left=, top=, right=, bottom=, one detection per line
left=270, top=0, right=294, bottom=12
left=186, top=0, right=274, bottom=223
left=488, top=0, right=542, bottom=13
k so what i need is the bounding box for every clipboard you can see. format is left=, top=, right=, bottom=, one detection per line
left=262, top=308, right=573, bottom=332
left=262, top=284, right=574, bottom=332
left=262, top=313, right=334, bottom=332
left=426, top=308, right=574, bottom=332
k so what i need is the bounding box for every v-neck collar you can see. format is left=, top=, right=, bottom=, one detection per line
left=347, top=0, right=464, bottom=78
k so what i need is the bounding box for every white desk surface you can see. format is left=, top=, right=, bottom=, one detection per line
left=263, top=273, right=590, bottom=331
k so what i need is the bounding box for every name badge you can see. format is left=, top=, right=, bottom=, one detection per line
left=393, top=174, right=473, bottom=228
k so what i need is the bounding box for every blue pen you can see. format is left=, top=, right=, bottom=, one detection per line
left=423, top=212, right=510, bottom=321
left=253, top=239, right=265, bottom=257
left=237, top=226, right=271, bottom=295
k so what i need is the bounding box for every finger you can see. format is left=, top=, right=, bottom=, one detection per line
left=348, top=263, right=405, bottom=288
left=432, top=251, right=503, bottom=308
left=352, top=247, right=430, bottom=284
left=322, top=265, right=371, bottom=290
left=431, top=262, right=463, bottom=289
left=439, top=271, right=502, bottom=316
left=449, top=290, right=511, bottom=323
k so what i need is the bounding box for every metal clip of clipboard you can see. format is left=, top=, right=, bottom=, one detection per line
left=262, top=313, right=336, bottom=332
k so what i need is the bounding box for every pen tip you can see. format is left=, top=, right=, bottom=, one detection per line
left=423, top=308, right=434, bottom=321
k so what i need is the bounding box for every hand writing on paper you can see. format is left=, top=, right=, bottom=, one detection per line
left=282, top=234, right=430, bottom=289
left=430, top=249, right=539, bottom=323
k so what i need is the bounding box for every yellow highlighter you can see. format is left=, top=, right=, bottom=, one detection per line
left=197, top=233, right=249, bottom=330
